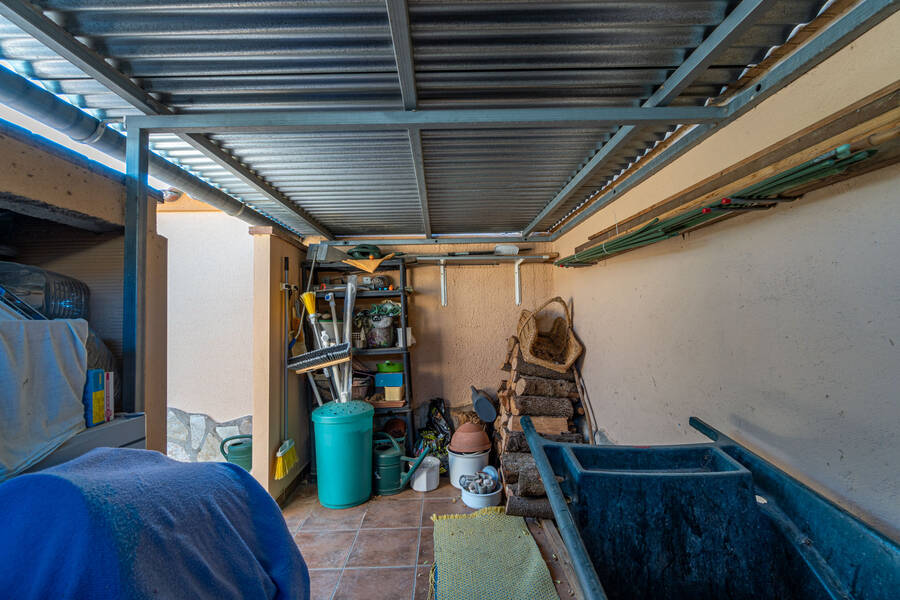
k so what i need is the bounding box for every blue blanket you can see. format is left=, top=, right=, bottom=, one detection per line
left=0, top=448, right=309, bottom=599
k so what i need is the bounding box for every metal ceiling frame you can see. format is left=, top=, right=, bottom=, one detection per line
left=123, top=106, right=724, bottom=134
left=0, top=0, right=890, bottom=408
left=385, top=0, right=432, bottom=238
left=521, top=0, right=782, bottom=237
left=0, top=0, right=334, bottom=239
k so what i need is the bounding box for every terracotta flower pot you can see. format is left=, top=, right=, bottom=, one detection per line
left=449, top=422, right=491, bottom=453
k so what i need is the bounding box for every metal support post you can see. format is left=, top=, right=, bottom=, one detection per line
left=123, top=126, right=149, bottom=412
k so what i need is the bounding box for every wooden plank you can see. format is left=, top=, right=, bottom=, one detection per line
left=515, top=376, right=578, bottom=399
left=511, top=349, right=575, bottom=381
left=540, top=519, right=588, bottom=600
left=516, top=465, right=546, bottom=497
left=507, top=415, right=570, bottom=435
left=500, top=452, right=535, bottom=484
left=506, top=493, right=553, bottom=519
left=500, top=428, right=582, bottom=453
left=509, top=395, right=574, bottom=418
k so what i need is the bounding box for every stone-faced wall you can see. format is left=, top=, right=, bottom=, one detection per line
left=167, top=406, right=252, bottom=462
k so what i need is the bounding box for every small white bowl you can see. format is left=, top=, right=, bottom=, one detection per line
left=461, top=487, right=502, bottom=509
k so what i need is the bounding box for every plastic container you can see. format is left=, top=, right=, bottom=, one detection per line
left=461, top=487, right=502, bottom=509
left=319, top=319, right=344, bottom=344
left=0, top=261, right=89, bottom=319
left=410, top=455, right=441, bottom=492
left=311, top=401, right=374, bottom=509
left=448, top=449, right=490, bottom=489
left=375, top=372, right=403, bottom=387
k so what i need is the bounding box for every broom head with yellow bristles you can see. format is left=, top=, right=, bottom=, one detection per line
left=300, top=291, right=317, bottom=316
left=274, top=438, right=298, bottom=480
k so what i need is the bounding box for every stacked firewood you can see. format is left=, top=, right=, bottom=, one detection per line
left=495, top=336, right=585, bottom=518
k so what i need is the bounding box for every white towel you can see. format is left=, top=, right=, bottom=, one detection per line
left=0, top=318, right=88, bottom=481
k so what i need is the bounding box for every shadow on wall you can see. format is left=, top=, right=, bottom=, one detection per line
left=167, top=406, right=251, bottom=462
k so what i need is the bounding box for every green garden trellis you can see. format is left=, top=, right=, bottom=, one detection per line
left=556, top=143, right=877, bottom=267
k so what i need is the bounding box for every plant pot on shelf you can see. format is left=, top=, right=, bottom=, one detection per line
left=366, top=315, right=395, bottom=348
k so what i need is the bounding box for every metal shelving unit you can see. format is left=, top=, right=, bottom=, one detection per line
left=302, top=259, right=415, bottom=453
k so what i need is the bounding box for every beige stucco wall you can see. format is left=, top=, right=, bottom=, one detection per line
left=550, top=17, right=900, bottom=537
left=157, top=211, right=254, bottom=423
left=0, top=125, right=124, bottom=226
left=385, top=244, right=555, bottom=410
left=251, top=232, right=309, bottom=500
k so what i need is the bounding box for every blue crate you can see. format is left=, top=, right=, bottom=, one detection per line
left=374, top=372, right=403, bottom=388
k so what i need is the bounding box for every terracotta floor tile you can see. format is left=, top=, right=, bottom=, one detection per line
left=422, top=478, right=461, bottom=499
left=421, top=497, right=473, bottom=527
left=361, top=499, right=423, bottom=529
left=417, top=528, right=433, bottom=566
left=294, top=530, right=357, bottom=569
left=282, top=495, right=319, bottom=533
left=300, top=503, right=368, bottom=531
left=333, top=567, right=415, bottom=600
left=308, top=569, right=341, bottom=600
left=346, top=527, right=419, bottom=567
left=413, top=566, right=433, bottom=600
left=374, top=477, right=460, bottom=501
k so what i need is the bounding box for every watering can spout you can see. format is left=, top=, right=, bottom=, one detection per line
left=400, top=448, right=431, bottom=489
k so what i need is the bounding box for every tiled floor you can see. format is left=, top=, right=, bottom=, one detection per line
left=282, top=477, right=473, bottom=600
left=282, top=477, right=573, bottom=600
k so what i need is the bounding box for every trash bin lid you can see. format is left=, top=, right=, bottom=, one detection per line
left=312, top=400, right=374, bottom=424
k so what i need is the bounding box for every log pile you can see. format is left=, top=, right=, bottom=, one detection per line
left=496, top=337, right=585, bottom=519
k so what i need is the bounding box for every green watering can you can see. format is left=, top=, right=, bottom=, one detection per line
left=220, top=434, right=252, bottom=471
left=373, top=432, right=430, bottom=496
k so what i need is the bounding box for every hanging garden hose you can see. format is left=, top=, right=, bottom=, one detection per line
left=556, top=143, right=878, bottom=267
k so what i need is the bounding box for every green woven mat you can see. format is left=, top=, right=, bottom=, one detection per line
left=429, top=507, right=558, bottom=600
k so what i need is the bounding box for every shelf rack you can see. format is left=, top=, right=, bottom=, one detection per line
left=301, top=258, right=415, bottom=454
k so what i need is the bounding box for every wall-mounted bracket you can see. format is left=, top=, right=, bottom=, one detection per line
left=415, top=254, right=557, bottom=307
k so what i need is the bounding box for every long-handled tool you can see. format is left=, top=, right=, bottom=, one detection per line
left=274, top=256, right=299, bottom=480
left=341, top=275, right=359, bottom=402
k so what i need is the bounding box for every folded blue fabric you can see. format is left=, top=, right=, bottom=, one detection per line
left=0, top=448, right=309, bottom=599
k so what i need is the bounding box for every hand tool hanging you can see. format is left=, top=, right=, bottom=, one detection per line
left=274, top=256, right=298, bottom=480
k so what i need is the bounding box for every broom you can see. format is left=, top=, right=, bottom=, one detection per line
left=275, top=256, right=298, bottom=480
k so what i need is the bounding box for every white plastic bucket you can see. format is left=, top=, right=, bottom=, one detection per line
left=448, top=449, right=489, bottom=489
left=461, top=487, right=502, bottom=509
left=410, top=455, right=440, bottom=492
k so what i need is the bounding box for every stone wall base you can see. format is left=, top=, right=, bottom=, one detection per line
left=167, top=406, right=252, bottom=462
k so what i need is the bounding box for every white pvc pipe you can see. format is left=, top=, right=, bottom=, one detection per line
left=440, top=260, right=448, bottom=307
left=514, top=258, right=525, bottom=306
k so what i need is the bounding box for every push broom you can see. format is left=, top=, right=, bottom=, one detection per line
left=275, top=257, right=298, bottom=480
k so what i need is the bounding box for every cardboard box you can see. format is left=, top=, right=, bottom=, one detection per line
left=83, top=369, right=105, bottom=427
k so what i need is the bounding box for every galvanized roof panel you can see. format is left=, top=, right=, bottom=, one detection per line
left=0, top=0, right=828, bottom=237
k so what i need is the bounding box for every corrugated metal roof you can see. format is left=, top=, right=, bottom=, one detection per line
left=0, top=0, right=828, bottom=237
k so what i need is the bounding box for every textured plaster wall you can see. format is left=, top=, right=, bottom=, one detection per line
left=555, top=167, right=900, bottom=538
left=551, top=16, right=900, bottom=538
left=381, top=244, right=555, bottom=410
left=157, top=211, right=253, bottom=423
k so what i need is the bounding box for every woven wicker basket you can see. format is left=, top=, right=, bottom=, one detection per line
left=516, top=297, right=583, bottom=374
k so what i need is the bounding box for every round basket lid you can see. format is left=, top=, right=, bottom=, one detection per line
left=312, top=400, right=374, bottom=424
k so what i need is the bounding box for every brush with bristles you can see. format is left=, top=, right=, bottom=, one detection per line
left=274, top=438, right=298, bottom=480
left=275, top=256, right=299, bottom=481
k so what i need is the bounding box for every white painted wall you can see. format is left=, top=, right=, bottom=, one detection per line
left=555, top=164, right=900, bottom=538
left=156, top=212, right=253, bottom=422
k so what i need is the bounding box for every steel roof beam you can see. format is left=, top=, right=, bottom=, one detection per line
left=385, top=0, right=432, bottom=238
left=125, top=106, right=724, bottom=134
left=0, top=0, right=333, bottom=239
left=522, top=0, right=780, bottom=236
left=547, top=0, right=899, bottom=240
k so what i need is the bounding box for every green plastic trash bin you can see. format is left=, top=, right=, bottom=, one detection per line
left=311, top=400, right=374, bottom=509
